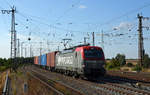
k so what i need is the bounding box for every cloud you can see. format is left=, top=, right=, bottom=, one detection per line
left=113, top=22, right=133, bottom=31
left=79, top=5, right=87, bottom=9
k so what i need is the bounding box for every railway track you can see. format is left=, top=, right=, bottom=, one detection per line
left=28, top=69, right=83, bottom=95
left=96, top=79, right=150, bottom=95
left=102, top=75, right=150, bottom=91
left=28, top=66, right=150, bottom=95
left=28, top=70, right=64, bottom=95
left=107, top=71, right=150, bottom=82
left=29, top=66, right=109, bottom=95
left=70, top=76, right=150, bottom=95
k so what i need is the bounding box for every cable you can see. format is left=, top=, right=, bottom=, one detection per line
left=54, top=0, right=81, bottom=23
left=17, top=11, right=84, bottom=34
left=89, top=2, right=150, bottom=27
left=3, top=0, right=12, bottom=8
left=0, top=5, right=4, bottom=10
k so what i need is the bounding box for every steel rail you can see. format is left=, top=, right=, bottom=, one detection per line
left=2, top=72, right=9, bottom=95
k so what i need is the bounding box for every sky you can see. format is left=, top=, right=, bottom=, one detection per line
left=0, top=0, right=150, bottom=59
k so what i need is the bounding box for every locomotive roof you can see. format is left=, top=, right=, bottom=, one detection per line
left=61, top=44, right=102, bottom=54
left=63, top=43, right=90, bottom=50
left=61, top=44, right=90, bottom=54
left=75, top=46, right=102, bottom=50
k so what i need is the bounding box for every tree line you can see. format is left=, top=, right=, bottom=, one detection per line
left=0, top=57, right=33, bottom=72
left=106, top=53, right=150, bottom=71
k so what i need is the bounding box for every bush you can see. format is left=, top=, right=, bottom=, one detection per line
left=110, top=58, right=120, bottom=67
left=115, top=54, right=126, bottom=66
left=127, top=63, right=133, bottom=67
left=143, top=54, right=150, bottom=68
left=0, top=66, right=7, bottom=71
left=106, top=63, right=114, bottom=69
left=105, top=62, right=120, bottom=70
left=132, top=64, right=142, bottom=71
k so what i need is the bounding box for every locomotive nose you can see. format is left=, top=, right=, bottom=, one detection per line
left=84, top=60, right=105, bottom=69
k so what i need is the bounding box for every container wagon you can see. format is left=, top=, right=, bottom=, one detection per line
left=34, top=56, right=38, bottom=65
left=47, top=51, right=58, bottom=71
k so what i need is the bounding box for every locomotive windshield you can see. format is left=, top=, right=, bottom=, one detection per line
left=84, top=48, right=103, bottom=58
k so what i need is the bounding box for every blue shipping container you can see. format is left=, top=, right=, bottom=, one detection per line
left=38, top=56, right=41, bottom=65
left=41, top=54, right=47, bottom=66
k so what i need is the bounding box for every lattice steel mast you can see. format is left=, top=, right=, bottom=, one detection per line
left=10, top=6, right=16, bottom=59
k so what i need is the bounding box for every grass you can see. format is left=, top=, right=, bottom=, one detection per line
left=120, top=66, right=133, bottom=71
left=10, top=70, right=28, bottom=95
left=55, top=77, right=60, bottom=81
left=47, top=79, right=55, bottom=85
left=142, top=68, right=150, bottom=72
left=0, top=66, right=7, bottom=72
left=16, top=71, right=23, bottom=76
left=47, top=78, right=73, bottom=95
left=106, top=66, right=120, bottom=71
left=0, top=72, right=7, bottom=93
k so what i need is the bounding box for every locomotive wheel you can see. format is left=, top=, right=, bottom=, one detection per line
left=72, top=73, right=78, bottom=78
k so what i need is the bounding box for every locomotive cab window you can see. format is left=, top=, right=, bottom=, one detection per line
left=84, top=49, right=103, bottom=58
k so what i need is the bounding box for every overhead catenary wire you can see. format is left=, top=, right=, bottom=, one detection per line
left=54, top=0, right=81, bottom=23
left=16, top=10, right=141, bottom=44
left=16, top=0, right=150, bottom=38
left=14, top=1, right=150, bottom=51
left=94, top=2, right=150, bottom=27
left=17, top=11, right=83, bottom=33
left=3, top=0, right=12, bottom=8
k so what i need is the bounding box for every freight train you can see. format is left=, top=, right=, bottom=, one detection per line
left=34, top=44, right=106, bottom=78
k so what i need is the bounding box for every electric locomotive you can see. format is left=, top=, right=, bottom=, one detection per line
left=55, top=44, right=106, bottom=77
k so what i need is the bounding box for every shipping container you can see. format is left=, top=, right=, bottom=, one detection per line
left=41, top=54, right=47, bottom=66
left=38, top=56, right=41, bottom=65
left=34, top=56, right=38, bottom=65
left=47, top=51, right=57, bottom=68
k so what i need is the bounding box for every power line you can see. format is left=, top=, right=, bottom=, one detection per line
left=88, top=2, right=150, bottom=27
left=17, top=11, right=83, bottom=33
left=54, top=0, right=81, bottom=23
left=3, top=0, right=12, bottom=8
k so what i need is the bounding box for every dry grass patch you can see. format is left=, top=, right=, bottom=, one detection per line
left=0, top=72, right=6, bottom=93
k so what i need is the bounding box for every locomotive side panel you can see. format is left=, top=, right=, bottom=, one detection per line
left=55, top=52, right=78, bottom=71
left=75, top=51, right=84, bottom=74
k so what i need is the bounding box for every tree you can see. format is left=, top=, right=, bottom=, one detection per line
left=115, top=54, right=126, bottom=66
left=143, top=54, right=150, bottom=68
left=106, top=54, right=126, bottom=70
left=0, top=58, right=5, bottom=66
left=127, top=62, right=133, bottom=67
